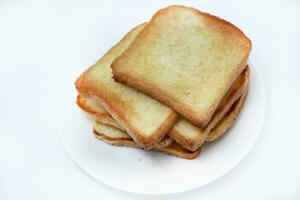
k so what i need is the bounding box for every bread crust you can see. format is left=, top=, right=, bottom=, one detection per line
left=95, top=94, right=177, bottom=150
left=93, top=127, right=200, bottom=159
left=94, top=130, right=141, bottom=148
left=168, top=66, right=249, bottom=151
left=78, top=66, right=249, bottom=151
left=206, top=84, right=249, bottom=142
left=77, top=95, right=124, bottom=130
left=154, top=142, right=201, bottom=160
left=75, top=23, right=177, bottom=150
left=93, top=121, right=173, bottom=148
left=112, top=5, right=251, bottom=128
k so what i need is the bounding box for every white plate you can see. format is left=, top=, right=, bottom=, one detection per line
left=56, top=34, right=266, bottom=194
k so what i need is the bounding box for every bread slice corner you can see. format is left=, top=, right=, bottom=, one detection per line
left=168, top=66, right=249, bottom=151
left=75, top=23, right=177, bottom=150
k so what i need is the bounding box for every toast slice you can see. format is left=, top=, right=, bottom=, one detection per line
left=78, top=97, right=173, bottom=148
left=112, top=5, right=251, bottom=128
left=77, top=66, right=248, bottom=151
left=93, top=121, right=200, bottom=159
left=93, top=121, right=173, bottom=148
left=206, top=86, right=248, bottom=142
left=75, top=23, right=177, bottom=150
left=169, top=66, right=249, bottom=150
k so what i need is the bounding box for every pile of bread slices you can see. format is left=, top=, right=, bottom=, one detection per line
left=75, top=5, right=251, bottom=159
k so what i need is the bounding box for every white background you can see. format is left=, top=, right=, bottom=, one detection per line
left=0, top=0, right=299, bottom=199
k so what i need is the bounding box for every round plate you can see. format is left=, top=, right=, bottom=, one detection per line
left=56, top=36, right=266, bottom=194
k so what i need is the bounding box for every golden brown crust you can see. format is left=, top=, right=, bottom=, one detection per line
left=79, top=66, right=249, bottom=151
left=93, top=129, right=173, bottom=148
left=93, top=129, right=200, bottom=159
left=206, top=84, right=249, bottom=142
left=94, top=130, right=140, bottom=148
left=76, top=95, right=108, bottom=119
left=153, top=136, right=174, bottom=149
left=75, top=23, right=177, bottom=150
left=167, top=128, right=197, bottom=151
left=149, top=6, right=251, bottom=127
left=76, top=95, right=124, bottom=130
left=151, top=5, right=251, bottom=47
left=78, top=94, right=179, bottom=149
left=79, top=95, right=176, bottom=148
left=212, top=66, right=249, bottom=116
left=78, top=98, right=174, bottom=148
left=112, top=66, right=210, bottom=128
left=154, top=142, right=201, bottom=160
left=97, top=96, right=177, bottom=150
left=168, top=66, right=249, bottom=151
left=111, top=5, right=251, bottom=128
left=112, top=50, right=248, bottom=130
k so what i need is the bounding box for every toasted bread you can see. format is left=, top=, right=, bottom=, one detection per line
left=206, top=85, right=248, bottom=142
left=77, top=66, right=248, bottom=151
left=77, top=66, right=249, bottom=151
left=93, top=121, right=200, bottom=159
left=154, top=141, right=200, bottom=159
left=77, top=95, right=124, bottom=130
left=93, top=121, right=173, bottom=148
left=112, top=5, right=251, bottom=128
left=169, top=67, right=249, bottom=151
left=79, top=100, right=173, bottom=148
left=75, top=23, right=177, bottom=150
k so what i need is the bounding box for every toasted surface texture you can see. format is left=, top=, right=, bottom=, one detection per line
left=93, top=121, right=173, bottom=148
left=206, top=85, right=248, bottom=142
left=75, top=23, right=177, bottom=149
left=78, top=95, right=174, bottom=148
left=77, top=66, right=249, bottom=151
left=169, top=66, right=249, bottom=151
left=112, top=5, right=251, bottom=128
left=93, top=121, right=200, bottom=159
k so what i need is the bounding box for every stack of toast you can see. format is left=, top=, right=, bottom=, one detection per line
left=75, top=5, right=251, bottom=159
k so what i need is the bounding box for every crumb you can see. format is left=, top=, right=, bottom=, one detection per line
left=138, top=158, right=142, bottom=162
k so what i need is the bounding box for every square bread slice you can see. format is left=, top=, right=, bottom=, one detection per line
left=112, top=5, right=252, bottom=128
left=93, top=121, right=201, bottom=159
left=75, top=23, right=177, bottom=150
